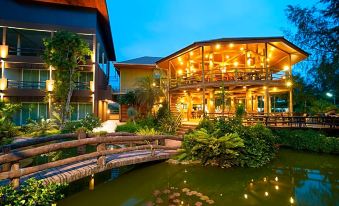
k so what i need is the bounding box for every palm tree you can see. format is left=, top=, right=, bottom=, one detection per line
left=135, top=76, right=164, bottom=114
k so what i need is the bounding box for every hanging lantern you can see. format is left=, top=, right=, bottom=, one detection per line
left=46, top=80, right=54, bottom=92
left=0, top=45, right=8, bottom=58
left=0, top=78, right=7, bottom=90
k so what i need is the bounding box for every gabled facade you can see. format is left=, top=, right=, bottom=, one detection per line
left=0, top=0, right=115, bottom=124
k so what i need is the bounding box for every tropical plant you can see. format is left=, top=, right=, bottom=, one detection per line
left=43, top=31, right=92, bottom=127
left=117, top=91, right=137, bottom=106
left=135, top=76, right=164, bottom=114
left=21, top=119, right=59, bottom=137
left=155, top=102, right=180, bottom=134
left=136, top=127, right=161, bottom=135
left=0, top=178, right=67, bottom=206
left=180, top=128, right=244, bottom=167
left=0, top=102, right=21, bottom=143
left=127, top=107, right=138, bottom=123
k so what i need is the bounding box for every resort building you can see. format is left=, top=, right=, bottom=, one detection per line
left=0, top=0, right=115, bottom=125
left=116, top=37, right=308, bottom=121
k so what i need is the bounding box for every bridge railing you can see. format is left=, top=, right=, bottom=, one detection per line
left=0, top=132, right=182, bottom=188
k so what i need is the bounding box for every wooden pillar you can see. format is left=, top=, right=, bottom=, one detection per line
left=289, top=89, right=293, bottom=115
left=11, top=162, right=20, bottom=188
left=246, top=89, right=252, bottom=112
left=77, top=130, right=86, bottom=155
left=265, top=43, right=268, bottom=80
left=201, top=46, right=206, bottom=117
left=187, top=92, right=192, bottom=121
left=96, top=143, right=106, bottom=167
left=264, top=87, right=269, bottom=115
left=253, top=95, right=258, bottom=113
left=2, top=27, right=6, bottom=45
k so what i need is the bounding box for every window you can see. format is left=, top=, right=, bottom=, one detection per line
left=70, top=103, right=92, bottom=120
left=21, top=102, right=48, bottom=125
left=22, top=69, right=48, bottom=89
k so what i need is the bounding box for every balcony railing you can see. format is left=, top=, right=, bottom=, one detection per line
left=7, top=80, right=46, bottom=89
left=170, top=68, right=287, bottom=88
left=8, top=47, right=43, bottom=57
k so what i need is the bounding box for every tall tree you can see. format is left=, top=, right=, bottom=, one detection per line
left=285, top=0, right=338, bottom=99
left=43, top=31, right=91, bottom=127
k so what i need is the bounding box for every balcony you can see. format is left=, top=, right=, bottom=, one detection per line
left=7, top=80, right=46, bottom=89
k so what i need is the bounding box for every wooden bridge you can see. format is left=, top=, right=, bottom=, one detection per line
left=0, top=132, right=182, bottom=188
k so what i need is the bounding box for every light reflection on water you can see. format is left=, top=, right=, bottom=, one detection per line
left=59, top=149, right=339, bottom=206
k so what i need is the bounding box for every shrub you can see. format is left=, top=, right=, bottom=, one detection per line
left=115, top=121, right=140, bottom=133
left=136, top=127, right=161, bottom=135
left=196, top=118, right=215, bottom=134
left=127, top=107, right=137, bottom=121
left=239, top=124, right=277, bottom=167
left=181, top=128, right=244, bottom=167
left=274, top=129, right=339, bottom=154
left=155, top=103, right=180, bottom=134
left=136, top=114, right=156, bottom=129
left=21, top=119, right=59, bottom=137
left=61, top=114, right=101, bottom=133
left=0, top=178, right=67, bottom=206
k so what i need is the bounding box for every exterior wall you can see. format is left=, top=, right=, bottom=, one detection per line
left=120, top=66, right=154, bottom=92
left=0, top=0, right=115, bottom=124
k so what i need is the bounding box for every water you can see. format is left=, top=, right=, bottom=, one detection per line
left=59, top=149, right=339, bottom=206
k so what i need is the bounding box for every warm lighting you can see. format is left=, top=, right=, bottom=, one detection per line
left=273, top=87, right=277, bottom=92
left=215, top=44, right=221, bottom=49
left=290, top=197, right=294, bottom=204
left=197, top=88, right=200, bottom=91
left=180, top=61, right=184, bottom=65
left=181, top=201, right=184, bottom=205
left=183, top=90, right=186, bottom=93
left=89, top=175, right=95, bottom=191
left=184, top=180, right=187, bottom=184
left=178, top=70, right=183, bottom=75
left=239, top=100, right=242, bottom=103
left=178, top=57, right=182, bottom=62
left=209, top=53, right=213, bottom=59
left=209, top=60, right=213, bottom=67
left=46, top=80, right=54, bottom=92
left=275, top=176, right=279, bottom=181
left=90, top=81, right=95, bottom=92
left=205, top=54, right=209, bottom=59
left=265, top=191, right=269, bottom=196
left=229, top=43, right=234, bottom=48
left=159, top=104, right=163, bottom=108
left=283, top=65, right=289, bottom=71
left=263, top=86, right=267, bottom=90
left=267, top=58, right=270, bottom=62
left=275, top=185, right=279, bottom=190
left=244, top=194, right=248, bottom=199
left=0, top=45, right=9, bottom=58
left=286, top=81, right=292, bottom=87
left=0, top=93, right=4, bottom=101
left=189, top=51, right=193, bottom=56
left=209, top=100, right=213, bottom=105
left=233, top=62, right=239, bottom=67
left=226, top=55, right=230, bottom=59
left=0, top=78, right=7, bottom=90
left=247, top=58, right=252, bottom=66
left=152, top=82, right=156, bottom=87
left=240, top=47, right=244, bottom=51
left=221, top=68, right=226, bottom=73
left=243, top=86, right=246, bottom=89
left=51, top=204, right=57, bottom=206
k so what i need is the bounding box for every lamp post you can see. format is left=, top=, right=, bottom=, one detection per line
left=326, top=92, right=335, bottom=105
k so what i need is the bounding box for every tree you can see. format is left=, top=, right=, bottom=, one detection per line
left=43, top=31, right=91, bottom=127
left=285, top=0, right=338, bottom=99
left=135, top=76, right=164, bottom=114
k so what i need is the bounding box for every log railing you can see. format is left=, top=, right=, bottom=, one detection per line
left=0, top=132, right=182, bottom=188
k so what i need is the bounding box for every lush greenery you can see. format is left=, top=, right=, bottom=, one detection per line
left=61, top=114, right=101, bottom=133
left=0, top=102, right=21, bottom=144
left=285, top=0, right=338, bottom=113
left=179, top=118, right=277, bottom=168
left=0, top=178, right=67, bottom=206
left=274, top=129, right=339, bottom=154
left=116, top=102, right=180, bottom=135
left=43, top=31, right=91, bottom=127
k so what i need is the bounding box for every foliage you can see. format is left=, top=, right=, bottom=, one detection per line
left=0, top=178, right=67, bottom=206
left=239, top=124, right=277, bottom=167
left=0, top=102, right=21, bottom=143
left=117, top=91, right=137, bottom=106
left=127, top=107, right=138, bottom=122
left=285, top=0, right=338, bottom=106
left=136, top=127, right=161, bottom=135
left=135, top=76, right=164, bottom=114
left=274, top=129, right=339, bottom=154
left=155, top=103, right=180, bottom=135
left=61, top=114, right=101, bottom=133
left=136, top=114, right=156, bottom=129
left=43, top=31, right=92, bottom=127
left=183, top=118, right=277, bottom=168
left=21, top=119, right=59, bottom=137
left=235, top=103, right=245, bottom=118
left=181, top=128, right=244, bottom=167
left=115, top=121, right=140, bottom=133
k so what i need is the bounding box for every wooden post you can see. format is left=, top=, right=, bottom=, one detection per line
left=201, top=46, right=206, bottom=117
left=77, top=130, right=87, bottom=155
left=1, top=146, right=11, bottom=172
left=96, top=143, right=106, bottom=167
left=11, top=162, right=20, bottom=188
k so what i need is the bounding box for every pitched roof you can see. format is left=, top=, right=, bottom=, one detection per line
left=116, top=56, right=163, bottom=65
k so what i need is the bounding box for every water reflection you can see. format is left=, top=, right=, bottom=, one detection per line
left=59, top=149, right=339, bottom=206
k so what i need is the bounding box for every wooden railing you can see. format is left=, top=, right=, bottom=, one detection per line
left=0, top=132, right=182, bottom=188
left=205, top=113, right=339, bottom=128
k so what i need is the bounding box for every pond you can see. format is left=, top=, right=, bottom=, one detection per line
left=59, top=149, right=339, bottom=206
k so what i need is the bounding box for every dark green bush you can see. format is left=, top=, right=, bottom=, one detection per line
left=115, top=121, right=140, bottom=133
left=0, top=178, right=67, bottom=206
left=274, top=129, right=339, bottom=154
left=196, top=118, right=215, bottom=134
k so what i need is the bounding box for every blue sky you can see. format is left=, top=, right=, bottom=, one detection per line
left=107, top=0, right=318, bottom=62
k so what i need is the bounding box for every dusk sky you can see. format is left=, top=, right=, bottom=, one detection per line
left=107, top=0, right=318, bottom=62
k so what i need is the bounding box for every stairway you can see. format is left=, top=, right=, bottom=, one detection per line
left=176, top=124, right=197, bottom=136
